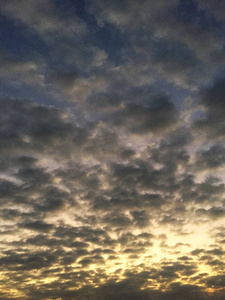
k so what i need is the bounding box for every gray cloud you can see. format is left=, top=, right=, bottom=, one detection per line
left=0, top=97, right=224, bottom=299
left=195, top=78, right=225, bottom=138
left=113, top=96, right=178, bottom=134
left=196, top=144, right=225, bottom=170
left=0, top=0, right=87, bottom=38
left=0, top=1, right=225, bottom=299
left=19, top=220, right=53, bottom=232
left=0, top=53, right=44, bottom=88
left=88, top=0, right=225, bottom=88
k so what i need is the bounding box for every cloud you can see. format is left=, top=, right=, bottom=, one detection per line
left=195, top=78, right=225, bottom=138
left=112, top=96, right=178, bottom=134
left=87, top=0, right=178, bottom=29
left=87, top=0, right=225, bottom=88
left=196, top=0, right=225, bottom=21
left=196, top=144, right=225, bottom=170
left=1, top=98, right=224, bottom=299
left=0, top=1, right=225, bottom=299
left=0, top=98, right=89, bottom=159
left=0, top=54, right=44, bottom=88
left=0, top=0, right=87, bottom=38
left=19, top=220, right=53, bottom=232
left=203, top=275, right=225, bottom=289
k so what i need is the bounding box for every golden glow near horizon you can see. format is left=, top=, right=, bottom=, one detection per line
left=1, top=200, right=223, bottom=296
left=0, top=161, right=224, bottom=298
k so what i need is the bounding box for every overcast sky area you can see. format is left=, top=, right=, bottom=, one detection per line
left=0, top=0, right=225, bottom=299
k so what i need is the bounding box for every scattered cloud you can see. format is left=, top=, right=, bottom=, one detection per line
left=0, top=0, right=225, bottom=299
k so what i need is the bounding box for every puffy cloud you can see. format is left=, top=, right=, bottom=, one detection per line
left=19, top=220, right=53, bottom=232
left=87, top=0, right=178, bottom=29
left=0, top=0, right=87, bottom=38
left=0, top=1, right=225, bottom=299
left=0, top=97, right=224, bottom=298
left=196, top=0, right=225, bottom=22
left=195, top=78, right=225, bottom=138
left=112, top=96, right=178, bottom=134
left=87, top=0, right=225, bottom=88
left=196, top=144, right=225, bottom=170
left=0, top=55, right=44, bottom=88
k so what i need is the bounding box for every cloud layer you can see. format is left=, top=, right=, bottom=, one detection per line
left=0, top=0, right=225, bottom=299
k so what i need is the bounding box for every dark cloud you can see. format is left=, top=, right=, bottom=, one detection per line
left=26, top=234, right=62, bottom=247
left=0, top=249, right=58, bottom=271
left=203, top=275, right=225, bottom=289
left=196, top=0, right=225, bottom=22
left=103, top=213, right=132, bottom=228
left=0, top=1, right=225, bottom=299
left=196, top=144, right=225, bottom=170
left=0, top=93, right=223, bottom=297
left=0, top=0, right=87, bottom=39
left=0, top=54, right=44, bottom=88
left=48, top=69, right=80, bottom=91
left=0, top=98, right=89, bottom=157
left=88, top=0, right=225, bottom=88
left=195, top=78, right=225, bottom=138
left=113, top=96, right=178, bottom=134
left=19, top=220, right=53, bottom=232
left=208, top=207, right=225, bottom=219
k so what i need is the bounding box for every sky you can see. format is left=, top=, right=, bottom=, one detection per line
left=0, top=0, right=225, bottom=299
